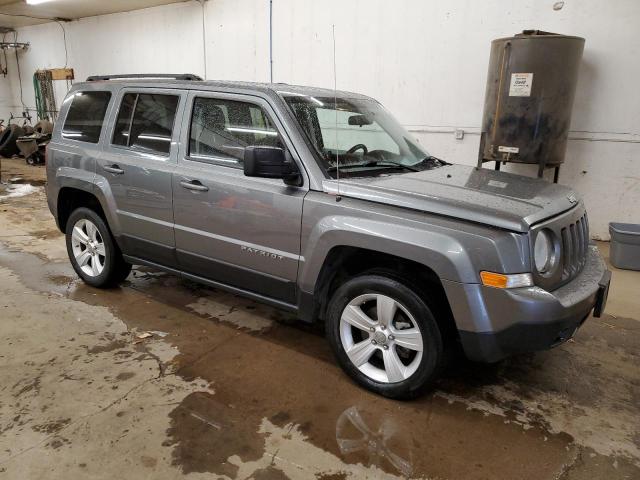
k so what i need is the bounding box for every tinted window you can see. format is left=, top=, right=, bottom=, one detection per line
left=112, top=93, right=179, bottom=155
left=62, top=91, right=111, bottom=143
left=189, top=97, right=282, bottom=168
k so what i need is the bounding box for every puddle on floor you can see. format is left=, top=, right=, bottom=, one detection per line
left=0, top=242, right=639, bottom=479
left=164, top=376, right=574, bottom=479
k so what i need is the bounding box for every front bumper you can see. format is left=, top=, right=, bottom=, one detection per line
left=443, top=245, right=610, bottom=362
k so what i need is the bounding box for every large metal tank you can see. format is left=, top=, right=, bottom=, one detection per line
left=479, top=30, right=585, bottom=176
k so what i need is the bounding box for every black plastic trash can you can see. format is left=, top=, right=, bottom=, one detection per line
left=609, top=223, right=640, bottom=271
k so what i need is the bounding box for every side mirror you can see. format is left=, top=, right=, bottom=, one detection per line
left=244, top=146, right=301, bottom=186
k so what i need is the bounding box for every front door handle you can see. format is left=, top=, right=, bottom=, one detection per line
left=103, top=164, right=124, bottom=175
left=180, top=180, right=209, bottom=192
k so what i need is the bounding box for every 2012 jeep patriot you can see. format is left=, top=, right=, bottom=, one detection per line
left=46, top=74, right=611, bottom=398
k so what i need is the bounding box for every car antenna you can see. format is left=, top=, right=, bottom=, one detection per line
left=332, top=24, right=342, bottom=202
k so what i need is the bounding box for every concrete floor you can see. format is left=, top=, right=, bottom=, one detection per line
left=0, top=157, right=638, bottom=480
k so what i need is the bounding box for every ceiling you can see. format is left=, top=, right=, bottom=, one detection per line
left=0, top=0, right=188, bottom=28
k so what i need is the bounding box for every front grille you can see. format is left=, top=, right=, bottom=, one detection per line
left=560, top=212, right=589, bottom=281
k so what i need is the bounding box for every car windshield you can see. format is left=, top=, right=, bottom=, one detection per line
left=282, top=92, right=442, bottom=178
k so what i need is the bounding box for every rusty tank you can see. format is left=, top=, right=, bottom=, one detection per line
left=479, top=30, right=585, bottom=177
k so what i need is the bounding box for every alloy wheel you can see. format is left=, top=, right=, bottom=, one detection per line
left=70, top=218, right=106, bottom=277
left=339, top=293, right=424, bottom=383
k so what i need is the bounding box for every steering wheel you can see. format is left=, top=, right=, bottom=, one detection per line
left=346, top=143, right=368, bottom=155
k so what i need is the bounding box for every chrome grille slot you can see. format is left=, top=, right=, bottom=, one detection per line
left=578, top=215, right=587, bottom=267
left=570, top=223, right=578, bottom=276
left=561, top=227, right=571, bottom=278
left=561, top=213, right=589, bottom=281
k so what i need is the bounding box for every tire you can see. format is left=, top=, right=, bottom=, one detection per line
left=65, top=207, right=131, bottom=288
left=326, top=274, right=444, bottom=399
left=0, top=125, right=25, bottom=157
left=113, top=260, right=133, bottom=284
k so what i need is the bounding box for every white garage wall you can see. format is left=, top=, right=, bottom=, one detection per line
left=0, top=2, right=207, bottom=114
left=1, top=0, right=638, bottom=238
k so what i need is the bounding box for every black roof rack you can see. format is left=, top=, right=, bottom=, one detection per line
left=86, top=73, right=203, bottom=82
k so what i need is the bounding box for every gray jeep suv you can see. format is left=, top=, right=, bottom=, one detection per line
left=46, top=74, right=610, bottom=398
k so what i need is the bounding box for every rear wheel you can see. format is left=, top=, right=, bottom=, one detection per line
left=326, top=275, right=444, bottom=399
left=65, top=207, right=131, bottom=288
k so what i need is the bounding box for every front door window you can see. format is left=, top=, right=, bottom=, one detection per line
left=188, top=97, right=283, bottom=167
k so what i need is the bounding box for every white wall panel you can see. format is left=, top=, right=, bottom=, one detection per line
left=203, top=0, right=270, bottom=82
left=0, top=0, right=638, bottom=238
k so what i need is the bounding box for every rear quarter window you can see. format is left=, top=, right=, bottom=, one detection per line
left=61, top=91, right=112, bottom=143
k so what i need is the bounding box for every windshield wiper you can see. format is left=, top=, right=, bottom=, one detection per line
left=419, top=155, right=449, bottom=167
left=362, top=160, right=421, bottom=172
left=328, top=160, right=420, bottom=172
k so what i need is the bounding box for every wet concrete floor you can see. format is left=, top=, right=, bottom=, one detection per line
left=0, top=158, right=639, bottom=479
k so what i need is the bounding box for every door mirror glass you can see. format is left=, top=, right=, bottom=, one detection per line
left=244, top=146, right=300, bottom=185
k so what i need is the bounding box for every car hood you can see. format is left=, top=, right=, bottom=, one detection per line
left=322, top=164, right=580, bottom=232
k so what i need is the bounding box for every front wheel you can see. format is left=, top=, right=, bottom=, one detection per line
left=326, top=275, right=444, bottom=399
left=65, top=207, right=131, bottom=288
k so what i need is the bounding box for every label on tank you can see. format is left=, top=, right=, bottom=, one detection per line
left=498, top=146, right=519, bottom=153
left=509, top=73, right=533, bottom=97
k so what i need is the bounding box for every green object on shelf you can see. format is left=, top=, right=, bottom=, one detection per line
left=33, top=74, right=44, bottom=120
left=33, top=71, right=56, bottom=120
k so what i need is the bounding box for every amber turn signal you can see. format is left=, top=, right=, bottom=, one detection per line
left=480, top=271, right=533, bottom=289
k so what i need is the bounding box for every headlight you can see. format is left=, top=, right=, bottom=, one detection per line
left=534, top=230, right=555, bottom=273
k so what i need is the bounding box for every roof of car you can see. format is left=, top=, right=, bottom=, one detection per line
left=78, top=77, right=371, bottom=100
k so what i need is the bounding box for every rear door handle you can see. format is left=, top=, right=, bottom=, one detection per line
left=103, top=164, right=124, bottom=175
left=180, top=180, right=209, bottom=192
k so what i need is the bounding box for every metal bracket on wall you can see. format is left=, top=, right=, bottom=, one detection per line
left=0, top=42, right=29, bottom=50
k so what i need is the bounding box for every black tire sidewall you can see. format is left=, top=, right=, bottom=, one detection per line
left=65, top=208, right=122, bottom=288
left=0, top=125, right=25, bottom=156
left=114, top=261, right=133, bottom=283
left=0, top=128, right=11, bottom=145
left=326, top=275, right=443, bottom=399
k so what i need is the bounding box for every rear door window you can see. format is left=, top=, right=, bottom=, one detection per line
left=188, top=97, right=282, bottom=168
left=112, top=92, right=179, bottom=155
left=61, top=91, right=112, bottom=143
